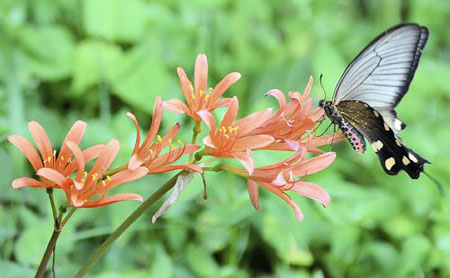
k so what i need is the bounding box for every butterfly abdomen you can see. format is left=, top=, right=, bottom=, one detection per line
left=339, top=119, right=366, bottom=154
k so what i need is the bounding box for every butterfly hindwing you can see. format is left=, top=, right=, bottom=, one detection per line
left=337, top=100, right=429, bottom=179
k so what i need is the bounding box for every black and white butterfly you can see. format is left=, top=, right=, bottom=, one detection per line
left=319, top=23, right=430, bottom=179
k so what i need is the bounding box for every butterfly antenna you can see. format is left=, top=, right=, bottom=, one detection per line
left=319, top=74, right=327, bottom=100
left=423, top=171, right=445, bottom=195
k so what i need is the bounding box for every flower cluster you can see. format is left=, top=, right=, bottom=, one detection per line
left=9, top=53, right=341, bottom=221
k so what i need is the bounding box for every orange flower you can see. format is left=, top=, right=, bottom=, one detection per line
left=127, top=97, right=202, bottom=173
left=198, top=97, right=274, bottom=174
left=223, top=149, right=336, bottom=221
left=37, top=140, right=147, bottom=208
left=8, top=121, right=103, bottom=189
left=163, top=54, right=241, bottom=122
left=249, top=76, right=344, bottom=153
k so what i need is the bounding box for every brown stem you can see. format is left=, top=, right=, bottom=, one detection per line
left=35, top=228, right=61, bottom=278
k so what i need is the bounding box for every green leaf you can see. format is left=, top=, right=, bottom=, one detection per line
left=110, top=40, right=168, bottom=111
left=18, top=25, right=75, bottom=80
left=82, top=0, right=147, bottom=43
left=72, top=40, right=123, bottom=95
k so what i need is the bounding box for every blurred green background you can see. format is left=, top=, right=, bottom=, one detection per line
left=1, top=0, right=450, bottom=277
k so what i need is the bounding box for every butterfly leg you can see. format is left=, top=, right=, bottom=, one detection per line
left=328, top=125, right=338, bottom=151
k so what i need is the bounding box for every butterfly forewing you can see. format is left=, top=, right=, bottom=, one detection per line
left=337, top=100, right=428, bottom=178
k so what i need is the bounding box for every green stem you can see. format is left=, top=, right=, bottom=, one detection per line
left=189, top=121, right=202, bottom=161
left=47, top=189, right=58, bottom=222
left=75, top=172, right=183, bottom=278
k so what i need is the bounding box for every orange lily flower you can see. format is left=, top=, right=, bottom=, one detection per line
left=198, top=97, right=274, bottom=174
left=37, top=139, right=147, bottom=208
left=249, top=76, right=344, bottom=153
left=127, top=97, right=202, bottom=174
left=163, top=54, right=241, bottom=122
left=8, top=121, right=103, bottom=189
left=223, top=149, right=336, bottom=221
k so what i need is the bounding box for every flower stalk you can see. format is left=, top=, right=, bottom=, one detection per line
left=75, top=171, right=184, bottom=278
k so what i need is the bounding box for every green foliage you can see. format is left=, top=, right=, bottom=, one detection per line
left=1, top=0, right=449, bottom=277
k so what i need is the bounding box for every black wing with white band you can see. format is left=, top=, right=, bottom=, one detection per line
left=332, top=23, right=428, bottom=134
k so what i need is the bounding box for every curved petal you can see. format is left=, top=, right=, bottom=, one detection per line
left=177, top=67, right=193, bottom=105
left=220, top=97, right=239, bottom=128
left=194, top=54, right=208, bottom=95
left=37, top=168, right=67, bottom=187
left=236, top=108, right=273, bottom=136
left=162, top=99, right=190, bottom=114
left=108, top=167, right=148, bottom=189
left=293, top=152, right=336, bottom=176
left=126, top=112, right=141, bottom=155
left=87, top=139, right=119, bottom=186
left=232, top=135, right=274, bottom=152
left=8, top=135, right=43, bottom=171
left=80, top=193, right=143, bottom=208
left=210, top=72, right=241, bottom=105
left=12, top=177, right=45, bottom=189
left=291, top=182, right=330, bottom=207
left=28, top=121, right=52, bottom=161
left=128, top=154, right=143, bottom=171
left=197, top=110, right=216, bottom=136
left=247, top=179, right=260, bottom=210
left=65, top=141, right=85, bottom=189
left=261, top=182, right=304, bottom=221
left=203, top=136, right=215, bottom=148
left=58, top=121, right=86, bottom=165
left=65, top=144, right=105, bottom=175
left=142, top=97, right=163, bottom=150
left=213, top=98, right=233, bottom=109
left=265, top=89, right=286, bottom=106
left=233, top=151, right=254, bottom=175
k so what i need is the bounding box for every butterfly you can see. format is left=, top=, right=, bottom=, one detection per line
left=319, top=23, right=431, bottom=179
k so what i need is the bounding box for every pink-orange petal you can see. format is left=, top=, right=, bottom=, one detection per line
left=197, top=110, right=216, bottom=136
left=12, top=177, right=45, bottom=189
left=28, top=121, right=53, bottom=160
left=65, top=141, right=85, bottom=187
left=128, top=154, right=143, bottom=171
left=265, top=89, right=287, bottom=106
left=213, top=98, right=233, bottom=109
left=232, top=135, right=274, bottom=152
left=291, top=182, right=330, bottom=207
left=209, top=72, right=241, bottom=105
left=109, top=167, right=148, bottom=189
left=87, top=139, right=119, bottom=185
left=236, top=108, right=273, bottom=136
left=8, top=135, right=43, bottom=171
left=233, top=151, right=254, bottom=175
left=194, top=54, right=208, bottom=94
left=261, top=183, right=304, bottom=221
left=177, top=67, right=193, bottom=105
left=293, top=152, right=336, bottom=176
left=58, top=121, right=86, bottom=164
left=126, top=112, right=141, bottom=155
left=37, top=168, right=67, bottom=187
left=80, top=193, right=143, bottom=208
left=143, top=97, right=163, bottom=149
left=220, top=97, right=239, bottom=128
left=203, top=136, right=215, bottom=148
left=247, top=179, right=260, bottom=210
left=162, top=99, right=190, bottom=114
